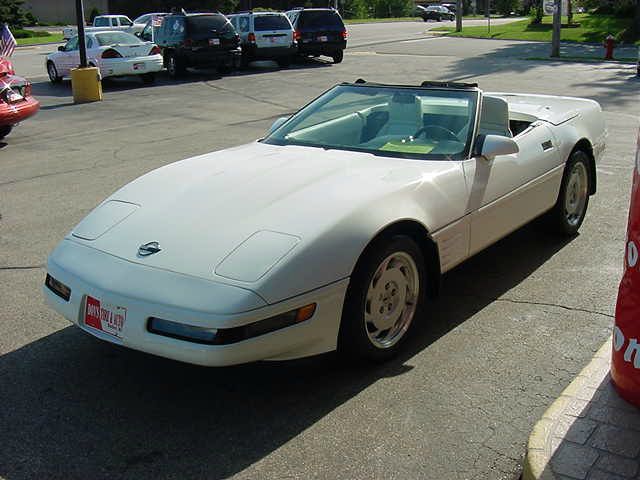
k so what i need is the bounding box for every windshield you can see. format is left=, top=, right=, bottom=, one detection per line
left=95, top=32, right=142, bottom=46
left=263, top=84, right=479, bottom=161
left=254, top=15, right=291, bottom=31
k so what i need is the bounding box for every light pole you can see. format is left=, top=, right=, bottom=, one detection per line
left=75, top=0, right=87, bottom=68
left=551, top=0, right=561, bottom=57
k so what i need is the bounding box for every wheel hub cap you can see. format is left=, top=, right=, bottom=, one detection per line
left=564, top=162, right=588, bottom=227
left=365, top=252, right=419, bottom=349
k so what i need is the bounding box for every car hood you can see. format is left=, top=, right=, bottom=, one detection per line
left=68, top=142, right=445, bottom=299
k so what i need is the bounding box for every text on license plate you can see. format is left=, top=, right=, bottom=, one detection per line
left=318, top=36, right=328, bottom=42
left=133, top=62, right=145, bottom=70
left=209, top=38, right=220, bottom=45
left=85, top=295, right=126, bottom=338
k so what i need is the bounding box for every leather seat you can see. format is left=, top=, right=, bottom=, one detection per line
left=478, top=96, right=512, bottom=137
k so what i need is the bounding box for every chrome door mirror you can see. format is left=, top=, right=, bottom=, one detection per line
left=477, top=134, right=519, bottom=160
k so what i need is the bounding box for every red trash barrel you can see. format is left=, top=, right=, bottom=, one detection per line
left=612, top=127, right=640, bottom=407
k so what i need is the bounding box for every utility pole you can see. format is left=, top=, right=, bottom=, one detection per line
left=75, top=0, right=88, bottom=68
left=551, top=0, right=561, bottom=57
left=456, top=0, right=463, bottom=32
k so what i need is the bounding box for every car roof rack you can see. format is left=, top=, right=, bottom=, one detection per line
left=349, top=79, right=479, bottom=89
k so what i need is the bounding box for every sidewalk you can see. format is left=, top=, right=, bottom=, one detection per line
left=523, top=338, right=640, bottom=480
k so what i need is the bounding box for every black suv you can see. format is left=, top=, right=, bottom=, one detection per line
left=285, top=8, right=347, bottom=63
left=152, top=13, right=242, bottom=77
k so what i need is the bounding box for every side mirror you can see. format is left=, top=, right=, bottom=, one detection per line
left=477, top=134, right=519, bottom=160
left=134, top=32, right=141, bottom=37
left=268, top=116, right=289, bottom=135
left=58, top=45, right=65, bottom=51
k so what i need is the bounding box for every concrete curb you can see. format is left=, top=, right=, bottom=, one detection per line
left=522, top=338, right=613, bottom=480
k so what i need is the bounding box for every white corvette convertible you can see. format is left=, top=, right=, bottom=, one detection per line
left=44, top=81, right=606, bottom=366
left=46, top=31, right=163, bottom=84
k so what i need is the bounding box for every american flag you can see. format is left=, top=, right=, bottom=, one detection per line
left=151, top=15, right=164, bottom=27
left=0, top=24, right=17, bottom=58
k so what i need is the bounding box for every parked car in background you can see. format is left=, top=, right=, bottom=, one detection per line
left=0, top=58, right=39, bottom=140
left=153, top=12, right=242, bottom=78
left=417, top=5, right=455, bottom=21
left=228, top=11, right=296, bottom=67
left=130, top=12, right=168, bottom=35
left=285, top=8, right=347, bottom=64
left=441, top=3, right=457, bottom=13
left=46, top=31, right=163, bottom=84
left=63, top=15, right=134, bottom=40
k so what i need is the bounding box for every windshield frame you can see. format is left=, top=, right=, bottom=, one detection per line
left=262, top=83, right=481, bottom=161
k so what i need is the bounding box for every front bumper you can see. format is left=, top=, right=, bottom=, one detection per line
left=44, top=239, right=347, bottom=366
left=100, top=55, right=164, bottom=78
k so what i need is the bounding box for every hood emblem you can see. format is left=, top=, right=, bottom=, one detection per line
left=138, top=241, right=161, bottom=257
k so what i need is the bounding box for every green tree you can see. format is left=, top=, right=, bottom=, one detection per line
left=343, top=0, right=370, bottom=18
left=371, top=0, right=414, bottom=18
left=529, top=0, right=544, bottom=24
left=0, top=0, right=27, bottom=28
left=494, top=0, right=519, bottom=15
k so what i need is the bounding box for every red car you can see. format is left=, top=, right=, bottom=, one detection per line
left=0, top=57, right=40, bottom=140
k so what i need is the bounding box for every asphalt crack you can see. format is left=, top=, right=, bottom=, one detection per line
left=495, top=297, right=614, bottom=318
left=202, top=81, right=292, bottom=110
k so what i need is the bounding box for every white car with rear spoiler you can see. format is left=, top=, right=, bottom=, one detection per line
left=46, top=31, right=163, bottom=84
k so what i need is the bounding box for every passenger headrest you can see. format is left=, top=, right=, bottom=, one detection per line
left=479, top=96, right=512, bottom=137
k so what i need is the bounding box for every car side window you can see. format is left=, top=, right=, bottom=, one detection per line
left=85, top=36, right=93, bottom=49
left=141, top=24, right=152, bottom=41
left=239, top=16, right=250, bottom=33
left=120, top=17, right=133, bottom=26
left=65, top=37, right=79, bottom=51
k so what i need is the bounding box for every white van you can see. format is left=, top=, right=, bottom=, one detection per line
left=228, top=11, right=297, bottom=67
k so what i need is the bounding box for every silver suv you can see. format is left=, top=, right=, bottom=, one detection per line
left=228, top=11, right=297, bottom=67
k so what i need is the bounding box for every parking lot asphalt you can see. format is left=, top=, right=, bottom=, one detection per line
left=1, top=31, right=639, bottom=480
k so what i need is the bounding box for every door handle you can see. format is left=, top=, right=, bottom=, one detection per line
left=541, top=140, right=553, bottom=151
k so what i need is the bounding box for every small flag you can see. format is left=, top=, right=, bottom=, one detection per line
left=0, top=24, right=17, bottom=58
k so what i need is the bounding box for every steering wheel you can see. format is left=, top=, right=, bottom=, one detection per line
left=413, top=125, right=459, bottom=142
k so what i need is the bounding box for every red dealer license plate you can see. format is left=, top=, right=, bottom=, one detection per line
left=84, top=295, right=126, bottom=338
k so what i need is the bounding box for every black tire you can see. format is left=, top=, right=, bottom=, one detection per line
left=277, top=56, right=292, bottom=68
left=422, top=17, right=428, bottom=22
left=332, top=50, right=344, bottom=64
left=141, top=73, right=156, bottom=85
left=47, top=61, right=62, bottom=84
left=545, top=150, right=591, bottom=235
left=437, top=15, right=442, bottom=21
left=165, top=52, right=185, bottom=78
left=0, top=125, right=12, bottom=140
left=338, top=235, right=426, bottom=362
left=218, top=64, right=232, bottom=75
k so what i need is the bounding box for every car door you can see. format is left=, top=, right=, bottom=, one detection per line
left=58, top=36, right=79, bottom=76
left=464, top=105, right=563, bottom=255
